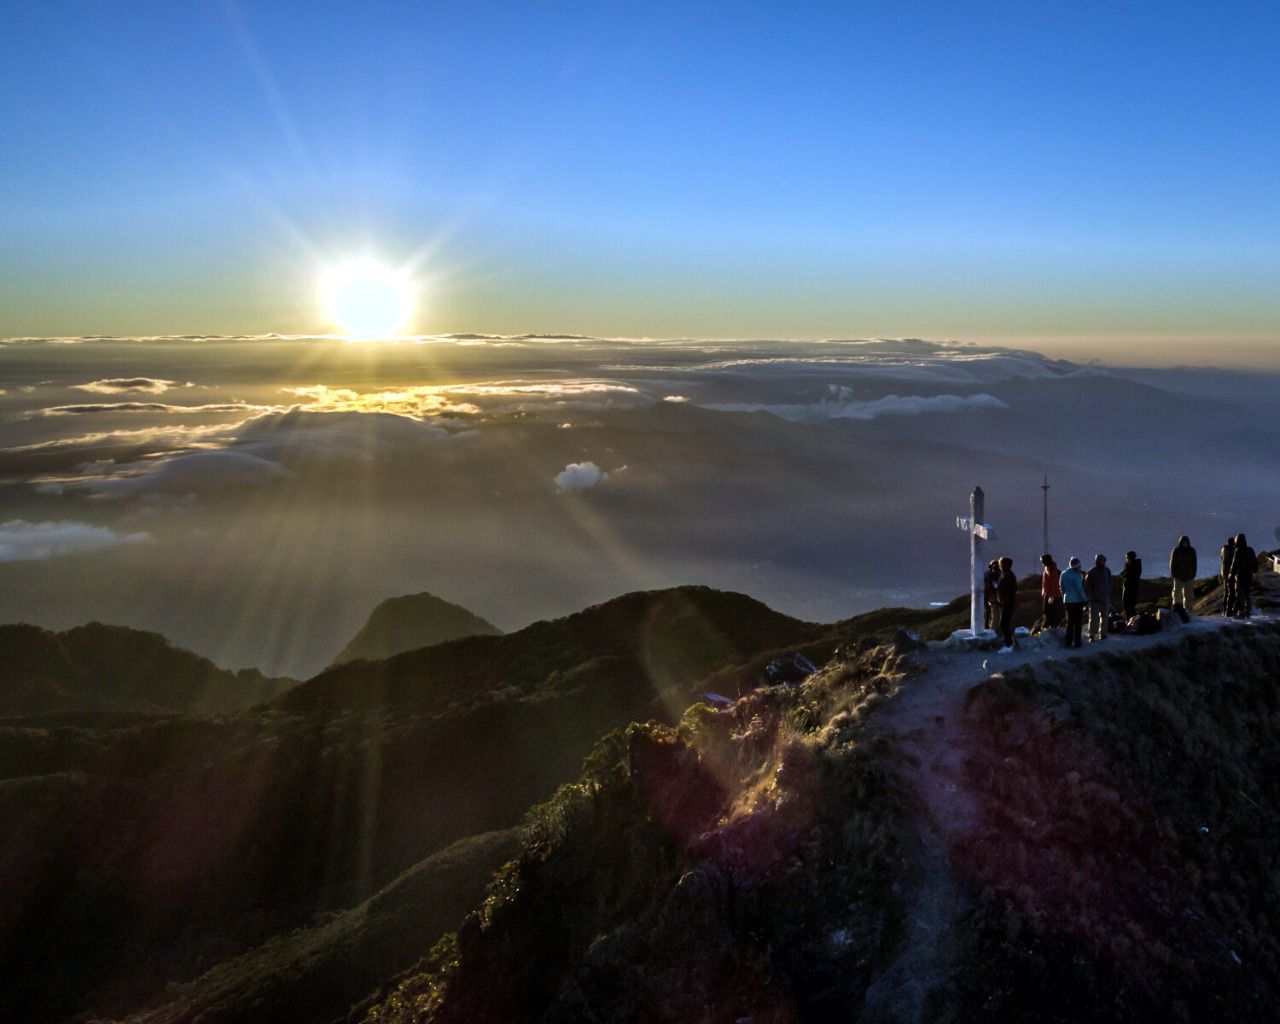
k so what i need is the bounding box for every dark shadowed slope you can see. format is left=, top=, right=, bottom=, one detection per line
left=331, top=592, right=502, bottom=667
left=0, top=586, right=828, bottom=1024
left=122, top=829, right=523, bottom=1024
left=0, top=621, right=294, bottom=716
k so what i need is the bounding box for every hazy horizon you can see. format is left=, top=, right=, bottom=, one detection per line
left=2, top=334, right=1277, bottom=677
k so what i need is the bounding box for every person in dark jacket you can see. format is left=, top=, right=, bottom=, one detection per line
left=1085, top=553, right=1113, bottom=642
left=1219, top=536, right=1237, bottom=616
left=983, top=559, right=1000, bottom=629
left=1060, top=556, right=1088, bottom=648
left=1041, top=553, right=1063, bottom=628
left=1120, top=550, right=1142, bottom=619
left=1169, top=535, right=1196, bottom=612
left=995, top=556, right=1018, bottom=652
left=1229, top=533, right=1258, bottom=619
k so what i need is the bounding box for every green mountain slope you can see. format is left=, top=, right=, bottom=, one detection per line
left=365, top=620, right=1280, bottom=1024
left=331, top=592, right=502, bottom=667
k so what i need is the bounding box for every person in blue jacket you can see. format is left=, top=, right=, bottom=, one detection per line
left=1060, top=556, right=1088, bottom=649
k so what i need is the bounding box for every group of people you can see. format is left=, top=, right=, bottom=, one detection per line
left=1218, top=535, right=1261, bottom=618
left=983, top=533, right=1261, bottom=653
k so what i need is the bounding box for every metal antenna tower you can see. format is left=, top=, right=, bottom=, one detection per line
left=1041, top=474, right=1050, bottom=555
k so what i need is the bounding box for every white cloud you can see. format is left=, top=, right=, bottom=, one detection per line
left=0, top=519, right=150, bottom=562
left=639, top=339, right=1082, bottom=385
left=31, top=402, right=267, bottom=417
left=281, top=384, right=476, bottom=419
left=72, top=450, right=290, bottom=498
left=5, top=422, right=233, bottom=454
left=280, top=379, right=649, bottom=421
left=72, top=377, right=190, bottom=394
left=554, top=461, right=608, bottom=491
left=235, top=410, right=454, bottom=461
left=705, top=391, right=1008, bottom=423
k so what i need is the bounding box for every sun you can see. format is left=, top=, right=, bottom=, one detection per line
left=320, top=259, right=415, bottom=338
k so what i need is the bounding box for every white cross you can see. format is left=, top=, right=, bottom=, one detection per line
left=955, top=486, right=997, bottom=635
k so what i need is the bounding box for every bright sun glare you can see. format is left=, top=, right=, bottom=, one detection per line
left=321, top=259, right=415, bottom=338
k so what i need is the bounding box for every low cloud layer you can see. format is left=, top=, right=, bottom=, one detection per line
left=555, top=461, right=608, bottom=491
left=73, top=377, right=189, bottom=394
left=34, top=402, right=266, bottom=417
left=234, top=410, right=455, bottom=461
left=0, top=519, right=150, bottom=562
left=282, top=379, right=649, bottom=422
left=70, top=450, right=291, bottom=498
left=705, top=391, right=1008, bottom=423
left=3, top=335, right=1280, bottom=679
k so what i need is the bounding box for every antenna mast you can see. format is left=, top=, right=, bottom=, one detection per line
left=1041, top=474, right=1050, bottom=554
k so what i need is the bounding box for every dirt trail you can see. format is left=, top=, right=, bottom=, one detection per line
left=859, top=575, right=1278, bottom=1023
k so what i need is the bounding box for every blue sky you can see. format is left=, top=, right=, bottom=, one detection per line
left=2, top=1, right=1278, bottom=360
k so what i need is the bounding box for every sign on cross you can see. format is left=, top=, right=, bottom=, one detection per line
left=955, top=486, right=996, bottom=635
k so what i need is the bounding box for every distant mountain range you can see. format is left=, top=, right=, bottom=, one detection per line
left=330, top=591, right=502, bottom=666
left=0, top=621, right=293, bottom=717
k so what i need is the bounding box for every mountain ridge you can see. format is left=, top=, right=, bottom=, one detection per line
left=330, top=592, right=502, bottom=667
left=0, top=621, right=294, bottom=716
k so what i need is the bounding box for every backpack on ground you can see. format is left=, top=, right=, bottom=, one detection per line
left=765, top=651, right=818, bottom=685
left=1128, top=612, right=1159, bottom=635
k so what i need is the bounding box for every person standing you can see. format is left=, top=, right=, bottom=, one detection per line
left=995, top=556, right=1019, bottom=653
left=1085, top=553, right=1113, bottom=642
left=1229, top=533, right=1258, bottom=619
left=1169, top=535, right=1197, bottom=613
left=1041, top=553, right=1063, bottom=628
left=1219, top=536, right=1237, bottom=616
left=1061, top=556, right=1087, bottom=648
left=1120, top=550, right=1142, bottom=620
left=983, top=559, right=1000, bottom=630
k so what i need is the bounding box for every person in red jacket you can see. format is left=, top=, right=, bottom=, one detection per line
left=1040, top=553, right=1063, bottom=628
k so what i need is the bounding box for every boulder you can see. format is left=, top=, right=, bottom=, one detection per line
left=893, top=627, right=926, bottom=652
